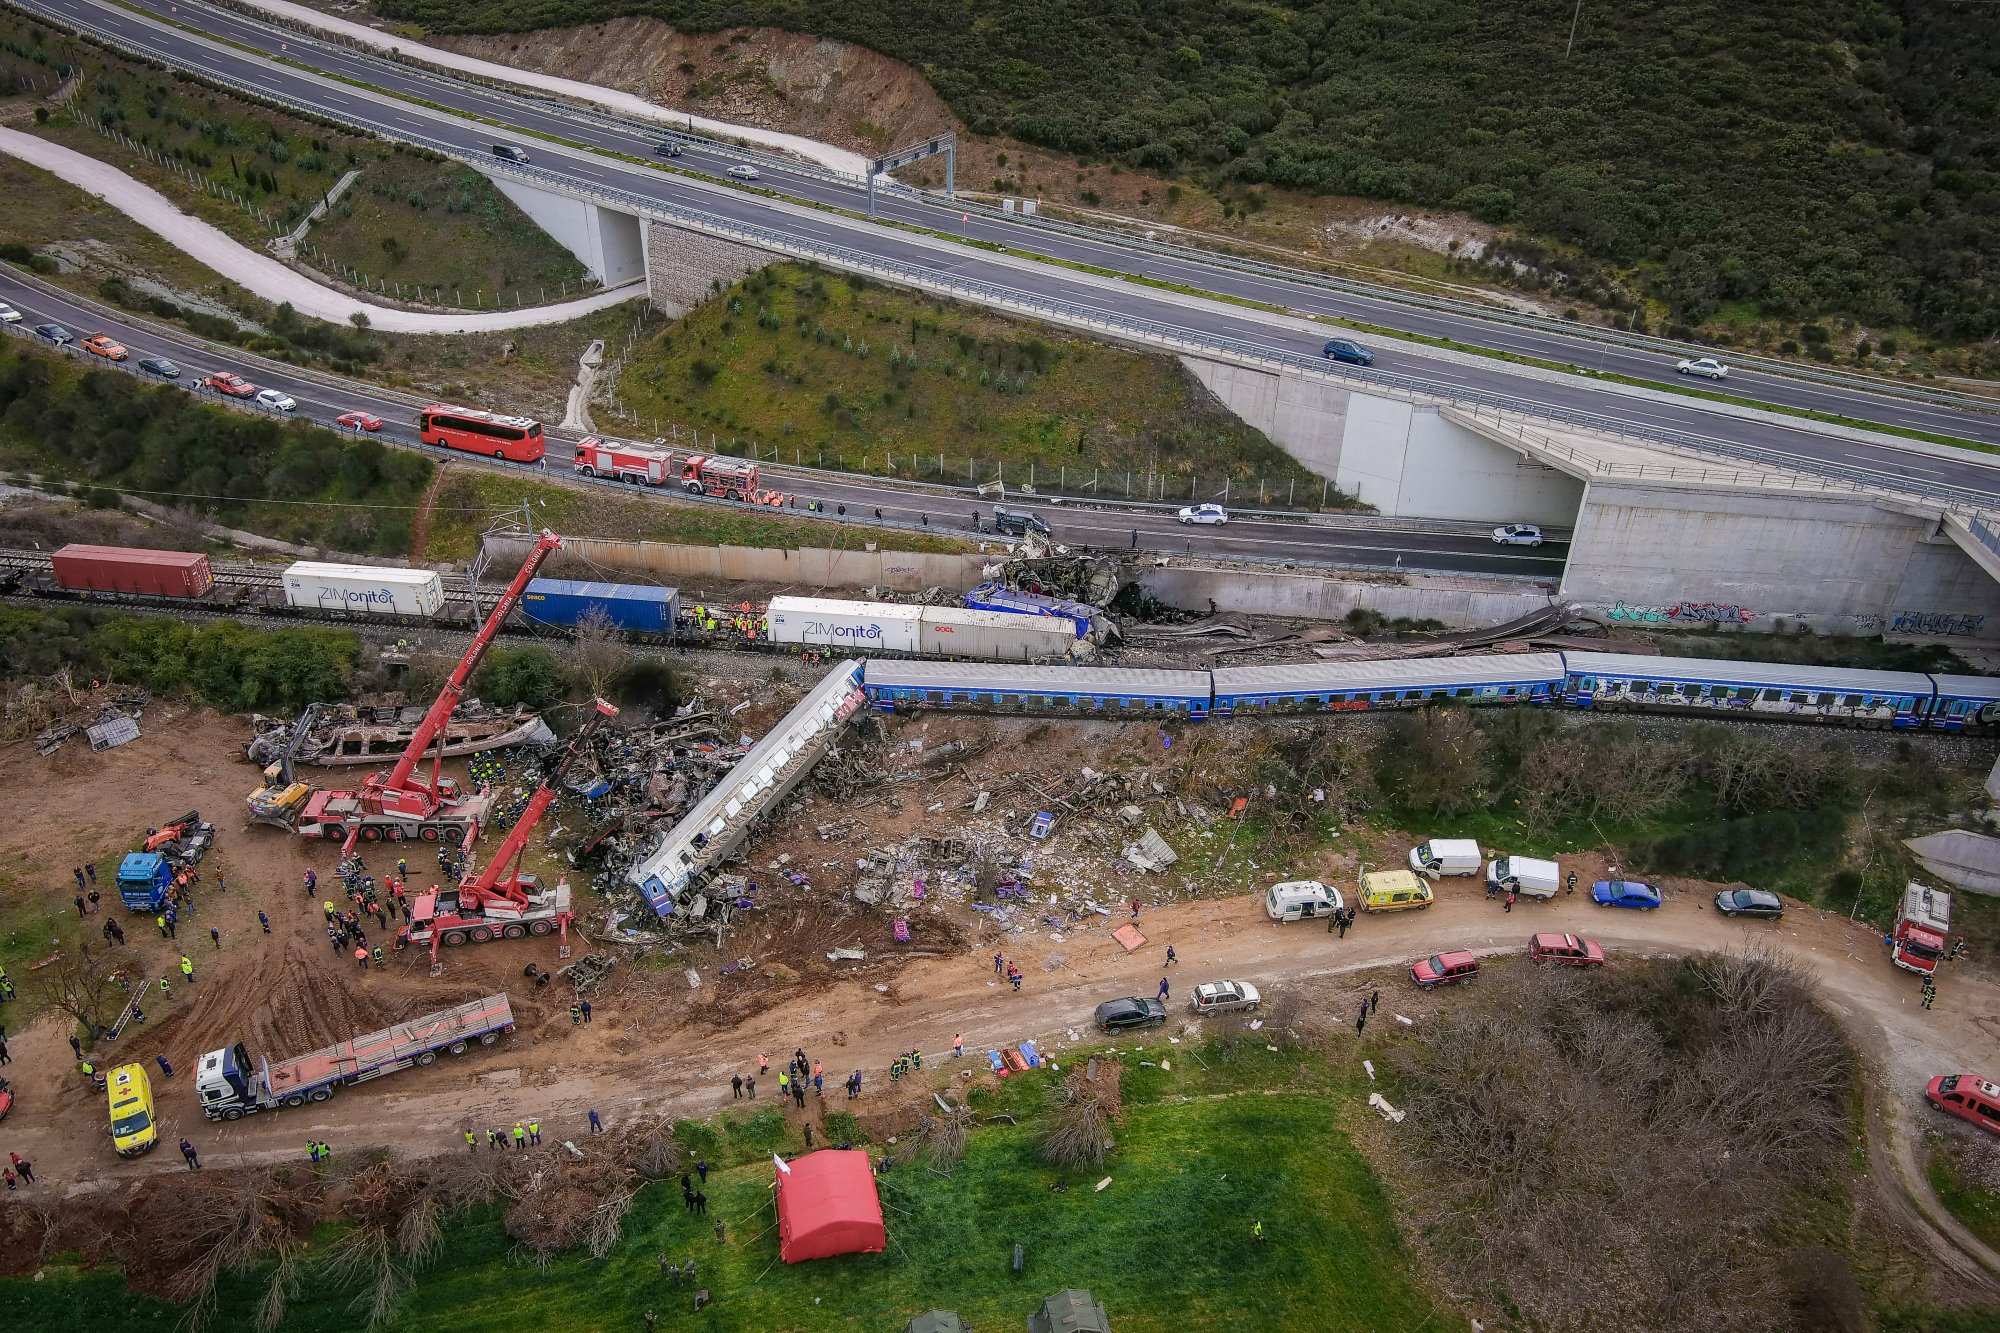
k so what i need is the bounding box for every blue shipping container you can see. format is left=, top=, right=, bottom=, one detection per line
left=521, top=579, right=678, bottom=634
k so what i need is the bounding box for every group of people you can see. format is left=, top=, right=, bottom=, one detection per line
left=993, top=953, right=1025, bottom=991
left=888, top=1049, right=922, bottom=1081
left=466, top=1120, right=545, bottom=1150
left=1323, top=905, right=1358, bottom=936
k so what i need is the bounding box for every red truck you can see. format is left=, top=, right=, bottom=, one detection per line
left=1889, top=881, right=1951, bottom=976
left=575, top=435, right=677, bottom=486
left=681, top=454, right=758, bottom=501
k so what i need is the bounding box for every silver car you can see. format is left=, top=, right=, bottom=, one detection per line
left=255, top=388, right=297, bottom=412
left=1190, top=980, right=1262, bottom=1014
left=727, top=164, right=761, bottom=181
left=1675, top=356, right=1729, bottom=380
left=1491, top=523, right=1544, bottom=547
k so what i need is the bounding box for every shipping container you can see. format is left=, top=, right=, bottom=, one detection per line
left=282, top=562, right=444, bottom=617
left=962, top=581, right=1095, bottom=638
left=766, top=596, right=919, bottom=654
left=51, top=544, right=213, bottom=597
left=521, top=578, right=677, bottom=633
left=918, top=605, right=1078, bottom=661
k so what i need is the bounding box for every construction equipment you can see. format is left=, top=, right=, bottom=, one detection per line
left=281, top=532, right=563, bottom=849
left=143, top=811, right=205, bottom=855
left=194, top=994, right=516, bottom=1120
left=246, top=703, right=324, bottom=826
left=400, top=697, right=619, bottom=962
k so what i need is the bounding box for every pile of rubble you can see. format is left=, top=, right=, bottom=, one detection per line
left=32, top=687, right=149, bottom=756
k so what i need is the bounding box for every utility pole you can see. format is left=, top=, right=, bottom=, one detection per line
left=1566, top=0, right=1584, bottom=58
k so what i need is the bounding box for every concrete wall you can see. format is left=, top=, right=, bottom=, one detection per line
left=1336, top=397, right=1585, bottom=524
left=1562, top=482, right=2000, bottom=640
left=477, top=171, right=646, bottom=285
left=644, top=221, right=775, bottom=316
left=1136, top=566, right=1551, bottom=628
left=487, top=534, right=987, bottom=594
left=1178, top=358, right=1348, bottom=478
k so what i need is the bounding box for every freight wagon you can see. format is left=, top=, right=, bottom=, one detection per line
left=282, top=562, right=446, bottom=617
left=918, top=604, right=1082, bottom=661
left=767, top=596, right=922, bottom=654
left=51, top=544, right=213, bottom=597
left=521, top=578, right=678, bottom=634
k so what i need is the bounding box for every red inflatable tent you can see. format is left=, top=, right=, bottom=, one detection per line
left=775, top=1149, right=886, bottom=1263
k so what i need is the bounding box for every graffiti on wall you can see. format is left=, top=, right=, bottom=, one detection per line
left=1889, top=610, right=1986, bottom=637
left=1606, top=600, right=1758, bottom=626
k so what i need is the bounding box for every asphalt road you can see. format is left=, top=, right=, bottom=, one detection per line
left=29, top=0, right=2000, bottom=504
left=0, top=271, right=1569, bottom=578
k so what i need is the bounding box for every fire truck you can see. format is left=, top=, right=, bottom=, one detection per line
left=681, top=454, right=759, bottom=501
left=1888, top=881, right=1952, bottom=976
left=574, top=435, right=676, bottom=486
left=399, top=698, right=618, bottom=961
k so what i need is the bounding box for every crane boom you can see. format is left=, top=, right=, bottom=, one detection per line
left=358, top=530, right=563, bottom=824
left=457, top=698, right=618, bottom=911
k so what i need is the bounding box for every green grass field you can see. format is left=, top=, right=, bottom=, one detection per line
left=614, top=264, right=1343, bottom=509
left=6, top=1046, right=1441, bottom=1331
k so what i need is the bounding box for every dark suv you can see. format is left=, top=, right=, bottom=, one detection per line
left=654, top=139, right=683, bottom=158
left=1094, top=997, right=1167, bottom=1033
left=993, top=508, right=1051, bottom=537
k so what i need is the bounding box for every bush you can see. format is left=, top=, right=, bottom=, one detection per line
left=475, top=646, right=567, bottom=710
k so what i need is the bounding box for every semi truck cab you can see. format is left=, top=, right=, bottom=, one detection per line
left=116, top=852, right=172, bottom=911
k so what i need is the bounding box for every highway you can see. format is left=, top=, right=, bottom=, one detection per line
left=25, top=0, right=2000, bottom=508
left=0, top=270, right=1569, bottom=579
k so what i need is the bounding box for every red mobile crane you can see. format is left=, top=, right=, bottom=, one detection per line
left=400, top=697, right=618, bottom=962
left=283, top=531, right=564, bottom=849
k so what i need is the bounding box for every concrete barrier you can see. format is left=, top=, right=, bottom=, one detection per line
left=1136, top=566, right=1551, bottom=628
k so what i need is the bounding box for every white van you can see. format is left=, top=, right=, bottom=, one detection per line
left=1265, top=879, right=1343, bottom=922
left=1486, top=856, right=1560, bottom=901
left=1409, top=838, right=1481, bottom=879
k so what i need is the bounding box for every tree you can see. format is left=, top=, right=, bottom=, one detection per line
left=569, top=606, right=629, bottom=703
left=36, top=938, right=139, bottom=1042
left=1377, top=707, right=1488, bottom=817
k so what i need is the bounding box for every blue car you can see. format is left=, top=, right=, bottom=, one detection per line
left=1322, top=337, right=1373, bottom=366
left=1592, top=880, right=1662, bottom=910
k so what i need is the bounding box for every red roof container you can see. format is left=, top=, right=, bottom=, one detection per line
left=51, top=544, right=214, bottom=598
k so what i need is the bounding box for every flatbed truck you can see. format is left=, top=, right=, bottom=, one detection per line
left=194, top=993, right=515, bottom=1120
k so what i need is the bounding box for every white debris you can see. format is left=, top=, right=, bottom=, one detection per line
left=1368, top=1092, right=1406, bottom=1125
left=1094, top=1177, right=1113, bottom=1192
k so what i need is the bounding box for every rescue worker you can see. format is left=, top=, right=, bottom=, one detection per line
left=179, top=955, right=194, bottom=984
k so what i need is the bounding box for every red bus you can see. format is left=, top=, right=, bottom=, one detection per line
left=417, top=404, right=545, bottom=463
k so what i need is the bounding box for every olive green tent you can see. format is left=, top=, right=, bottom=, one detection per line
left=1027, top=1289, right=1110, bottom=1333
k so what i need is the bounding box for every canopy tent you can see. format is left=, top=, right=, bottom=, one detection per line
left=775, top=1149, right=886, bottom=1263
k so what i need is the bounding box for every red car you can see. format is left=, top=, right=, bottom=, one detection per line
left=204, top=372, right=255, bottom=398
left=1528, top=933, right=1605, bottom=967
left=1927, top=1075, right=2000, bottom=1136
left=1411, top=949, right=1480, bottom=989
left=0, top=1079, right=11, bottom=1121
left=337, top=411, right=383, bottom=432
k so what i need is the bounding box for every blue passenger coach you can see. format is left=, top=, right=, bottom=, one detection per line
left=862, top=660, right=1213, bottom=718
left=1561, top=652, right=1933, bottom=728
left=1208, top=654, right=1566, bottom=717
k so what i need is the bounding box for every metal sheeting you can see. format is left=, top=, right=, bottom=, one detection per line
left=862, top=659, right=1210, bottom=701
left=1213, top=653, right=1567, bottom=698
left=1565, top=652, right=1933, bottom=698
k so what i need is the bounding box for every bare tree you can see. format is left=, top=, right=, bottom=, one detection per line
left=1038, top=1074, right=1113, bottom=1172
left=1380, top=707, right=1489, bottom=817
left=35, top=941, right=138, bottom=1041
left=570, top=605, right=630, bottom=702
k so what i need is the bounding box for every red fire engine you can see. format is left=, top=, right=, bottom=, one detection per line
left=574, top=436, right=676, bottom=486
left=681, top=454, right=759, bottom=501
left=1889, top=881, right=1952, bottom=976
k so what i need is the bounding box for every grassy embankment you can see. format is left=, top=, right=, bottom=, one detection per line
left=614, top=263, right=1347, bottom=509
left=6, top=1041, right=1442, bottom=1331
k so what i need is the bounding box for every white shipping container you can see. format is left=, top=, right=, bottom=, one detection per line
left=765, top=596, right=920, bottom=654
left=284, top=562, right=445, bottom=617
left=919, top=606, right=1077, bottom=661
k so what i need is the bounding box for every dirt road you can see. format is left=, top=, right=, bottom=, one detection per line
left=2, top=711, right=1997, bottom=1293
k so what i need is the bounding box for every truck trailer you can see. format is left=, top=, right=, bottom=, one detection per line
left=194, top=994, right=515, bottom=1119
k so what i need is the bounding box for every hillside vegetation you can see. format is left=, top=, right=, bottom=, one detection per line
left=372, top=0, right=1998, bottom=343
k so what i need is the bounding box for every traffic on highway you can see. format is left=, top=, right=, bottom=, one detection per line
left=0, top=269, right=1569, bottom=579
left=21, top=0, right=2000, bottom=503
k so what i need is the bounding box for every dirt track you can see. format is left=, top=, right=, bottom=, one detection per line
left=2, top=710, right=1998, bottom=1296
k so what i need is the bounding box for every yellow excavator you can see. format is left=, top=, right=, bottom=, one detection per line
left=246, top=703, right=323, bottom=825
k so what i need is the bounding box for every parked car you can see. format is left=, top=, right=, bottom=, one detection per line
left=1592, top=879, right=1663, bottom=910
left=0, top=1077, right=11, bottom=1121
left=1177, top=502, right=1229, bottom=526
left=727, top=163, right=761, bottom=180
left=993, top=507, right=1050, bottom=538
left=0, top=302, right=21, bottom=323
left=1411, top=950, right=1480, bottom=989
left=1322, top=337, right=1373, bottom=366
left=33, top=322, right=72, bottom=345
left=654, top=139, right=683, bottom=158
left=1491, top=523, right=1545, bottom=547
left=1189, top=981, right=1261, bottom=1014
left=1676, top=356, right=1730, bottom=380
left=1095, top=996, right=1168, bottom=1033
left=1715, top=888, right=1784, bottom=920
left=81, top=333, right=128, bottom=360
left=204, top=372, right=255, bottom=397
left=337, top=410, right=383, bottom=432
left=137, top=357, right=181, bottom=378
left=255, top=388, right=297, bottom=412
left=1926, top=1074, right=2000, bottom=1136
left=1528, top=932, right=1605, bottom=967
